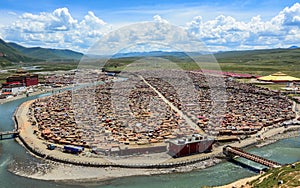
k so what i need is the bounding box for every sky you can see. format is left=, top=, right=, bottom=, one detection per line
left=0, top=0, right=300, bottom=53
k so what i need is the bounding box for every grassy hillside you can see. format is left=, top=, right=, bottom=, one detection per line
left=102, top=49, right=300, bottom=77
left=215, top=48, right=300, bottom=77
left=215, top=48, right=300, bottom=65
left=48, top=49, right=83, bottom=60
left=8, top=42, right=83, bottom=61
left=250, top=163, right=300, bottom=187
left=0, top=39, right=38, bottom=66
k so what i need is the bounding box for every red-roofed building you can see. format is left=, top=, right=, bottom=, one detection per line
left=5, top=69, right=38, bottom=87
left=1, top=69, right=38, bottom=95
left=168, top=135, right=214, bottom=157
left=1, top=82, right=26, bottom=95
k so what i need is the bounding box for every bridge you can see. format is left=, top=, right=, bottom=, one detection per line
left=0, top=130, right=19, bottom=140
left=223, top=145, right=282, bottom=168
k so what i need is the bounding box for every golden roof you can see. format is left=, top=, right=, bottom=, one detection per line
left=258, top=72, right=300, bottom=82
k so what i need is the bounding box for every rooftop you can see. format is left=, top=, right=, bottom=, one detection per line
left=168, top=134, right=215, bottom=145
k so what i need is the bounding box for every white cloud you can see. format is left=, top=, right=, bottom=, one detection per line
left=2, top=3, right=300, bottom=52
left=18, top=8, right=77, bottom=32
left=186, top=15, right=249, bottom=50
left=3, top=8, right=108, bottom=52
left=88, top=21, right=208, bottom=55
left=80, top=11, right=106, bottom=30
left=8, top=11, right=17, bottom=16
left=186, top=3, right=300, bottom=50
left=153, top=15, right=168, bottom=24
left=279, top=2, right=300, bottom=26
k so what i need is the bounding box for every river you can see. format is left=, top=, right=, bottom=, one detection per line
left=0, top=92, right=299, bottom=188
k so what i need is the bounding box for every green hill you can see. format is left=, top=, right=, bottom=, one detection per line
left=0, top=38, right=83, bottom=67
left=8, top=42, right=83, bottom=61
left=0, top=39, right=38, bottom=66
left=102, top=48, right=300, bottom=77
left=213, top=48, right=300, bottom=77
left=215, top=48, right=300, bottom=65
left=250, top=162, right=300, bottom=187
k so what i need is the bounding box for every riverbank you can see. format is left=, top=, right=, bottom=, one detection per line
left=12, top=157, right=221, bottom=182
left=13, top=96, right=300, bottom=183
left=214, top=174, right=260, bottom=188
left=0, top=90, right=45, bottom=104
left=217, top=158, right=300, bottom=188
left=0, top=85, right=72, bottom=104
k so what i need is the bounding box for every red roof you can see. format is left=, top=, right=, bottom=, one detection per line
left=3, top=81, right=22, bottom=85
left=194, top=69, right=257, bottom=78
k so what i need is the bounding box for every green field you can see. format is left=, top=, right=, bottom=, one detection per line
left=215, top=48, right=300, bottom=77
left=102, top=59, right=300, bottom=78
left=0, top=61, right=78, bottom=83
left=99, top=48, right=300, bottom=77
left=219, top=62, right=300, bottom=77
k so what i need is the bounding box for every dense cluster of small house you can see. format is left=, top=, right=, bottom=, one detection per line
left=143, top=70, right=294, bottom=136
left=29, top=70, right=295, bottom=151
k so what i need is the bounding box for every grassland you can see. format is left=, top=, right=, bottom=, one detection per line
left=0, top=71, right=13, bottom=84
left=100, top=48, right=300, bottom=77
left=250, top=163, right=300, bottom=187
left=103, top=59, right=300, bottom=78
left=27, top=61, right=78, bottom=72
left=215, top=48, right=300, bottom=77
left=219, top=62, right=300, bottom=77
left=0, top=61, right=78, bottom=83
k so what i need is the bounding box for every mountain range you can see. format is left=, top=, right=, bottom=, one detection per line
left=8, top=42, right=83, bottom=61
left=0, top=38, right=83, bottom=66
left=1, top=37, right=300, bottom=67
left=0, top=39, right=37, bottom=66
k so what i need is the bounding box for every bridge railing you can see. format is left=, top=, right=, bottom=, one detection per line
left=224, top=145, right=281, bottom=168
left=0, top=130, right=19, bottom=140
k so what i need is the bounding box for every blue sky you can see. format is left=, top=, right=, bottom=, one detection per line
left=0, top=0, right=300, bottom=52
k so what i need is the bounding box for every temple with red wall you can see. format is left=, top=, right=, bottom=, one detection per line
left=6, top=69, right=38, bottom=87
left=168, top=134, right=215, bottom=158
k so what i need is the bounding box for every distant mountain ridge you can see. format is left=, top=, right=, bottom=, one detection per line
left=288, top=45, right=299, bottom=49
left=0, top=38, right=83, bottom=66
left=8, top=42, right=83, bottom=61
left=111, top=51, right=208, bottom=58
left=1, top=37, right=299, bottom=67
left=214, top=47, right=300, bottom=65
left=0, top=39, right=38, bottom=66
